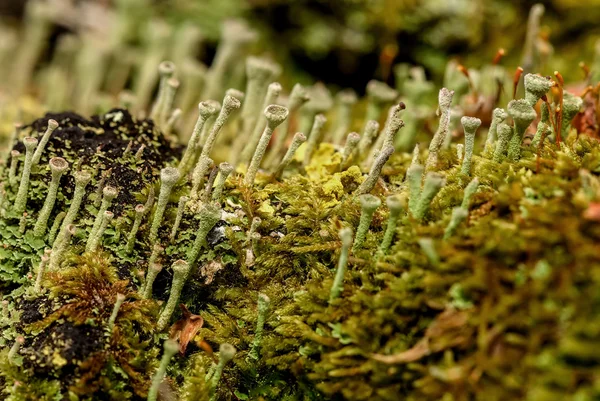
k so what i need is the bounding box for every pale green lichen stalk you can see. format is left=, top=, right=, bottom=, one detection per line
left=248, top=293, right=270, bottom=361
left=353, top=194, right=381, bottom=252
left=507, top=99, right=537, bottom=161
left=13, top=137, right=38, bottom=214
left=460, top=116, right=481, bottom=176
left=33, top=157, right=69, bottom=237
left=149, top=167, right=181, bottom=244
left=329, top=228, right=353, bottom=302
left=147, top=339, right=180, bottom=401
left=245, top=105, right=289, bottom=186
left=157, top=260, right=191, bottom=331
left=378, top=195, right=405, bottom=255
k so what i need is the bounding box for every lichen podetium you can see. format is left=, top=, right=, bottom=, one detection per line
left=0, top=2, right=599, bottom=401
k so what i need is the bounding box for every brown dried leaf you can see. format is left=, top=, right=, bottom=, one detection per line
left=169, top=304, right=204, bottom=355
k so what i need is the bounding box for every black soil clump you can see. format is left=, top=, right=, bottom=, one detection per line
left=16, top=109, right=182, bottom=216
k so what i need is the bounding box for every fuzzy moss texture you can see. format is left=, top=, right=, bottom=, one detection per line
left=1, top=2, right=600, bottom=401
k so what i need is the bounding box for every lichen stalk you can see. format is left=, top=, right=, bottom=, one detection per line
left=239, top=82, right=282, bottom=166
left=149, top=167, right=181, bottom=244
left=459, top=117, right=481, bottom=176
left=274, top=132, right=306, bottom=179
left=86, top=211, right=114, bottom=252
left=208, top=344, right=236, bottom=401
left=48, top=211, right=65, bottom=244
left=33, top=248, right=52, bottom=292
left=125, top=204, right=146, bottom=254
left=303, top=114, right=327, bottom=166
left=33, top=157, right=69, bottom=237
left=329, top=227, right=353, bottom=302
left=485, top=108, right=508, bottom=150
left=414, top=172, right=445, bottom=221
left=142, top=262, right=163, bottom=299
left=108, top=293, right=126, bottom=333
left=332, top=89, right=357, bottom=144
left=426, top=88, right=454, bottom=170
left=353, top=194, right=381, bottom=252
left=356, top=146, right=394, bottom=195
left=444, top=207, right=469, bottom=239
left=212, top=162, right=234, bottom=202
left=507, top=99, right=536, bottom=161
left=248, top=293, right=270, bottom=361
left=170, top=196, right=188, bottom=243
left=378, top=195, right=405, bottom=255
left=90, top=186, right=118, bottom=242
left=31, top=119, right=59, bottom=166
left=48, top=224, right=76, bottom=271
left=147, top=339, right=180, bottom=401
left=187, top=203, right=221, bottom=267
left=245, top=105, right=289, bottom=186
left=13, top=137, right=38, bottom=214
left=266, top=83, right=310, bottom=166
left=493, top=123, right=513, bottom=163
left=157, top=260, right=191, bottom=331
left=8, top=150, right=20, bottom=190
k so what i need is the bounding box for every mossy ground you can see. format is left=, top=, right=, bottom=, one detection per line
left=0, top=102, right=598, bottom=400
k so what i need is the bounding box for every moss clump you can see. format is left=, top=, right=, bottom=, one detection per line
left=1, top=3, right=600, bottom=401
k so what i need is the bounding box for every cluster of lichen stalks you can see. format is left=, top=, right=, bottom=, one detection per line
left=1, top=3, right=600, bottom=401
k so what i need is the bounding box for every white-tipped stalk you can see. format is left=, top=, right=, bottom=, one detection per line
left=329, top=228, right=353, bottom=302
left=357, top=120, right=380, bottom=159
left=86, top=211, right=113, bottom=252
left=247, top=293, right=270, bottom=361
left=355, top=146, right=394, bottom=195
left=493, top=123, right=513, bottom=163
left=378, top=195, right=405, bottom=255
left=147, top=339, right=180, bottom=401
left=187, top=203, right=221, bottom=266
left=426, top=88, right=454, bottom=170
left=209, top=344, right=237, bottom=401
left=332, top=89, right=357, bottom=144
left=13, top=137, right=38, bottom=214
left=108, top=293, right=126, bottom=332
left=32, top=119, right=59, bottom=166
left=459, top=117, right=481, bottom=176
left=33, top=248, right=52, bottom=292
left=157, top=260, right=191, bottom=330
left=245, top=105, right=289, bottom=186
left=178, top=101, right=219, bottom=175
left=340, top=132, right=361, bottom=170
left=49, top=224, right=76, bottom=270
left=90, top=186, right=118, bottom=242
left=485, top=108, right=508, bottom=150
left=142, top=262, right=163, bottom=299
left=8, top=150, right=20, bottom=190
left=193, top=95, right=241, bottom=194
left=353, top=195, right=381, bottom=251
left=239, top=82, right=282, bottom=165
left=150, top=61, right=176, bottom=122
left=302, top=114, right=327, bottom=166
left=55, top=170, right=92, bottom=247
left=212, top=162, right=234, bottom=202
left=34, top=157, right=69, bottom=237
left=149, top=167, right=181, bottom=244
left=274, top=132, right=306, bottom=179
left=265, top=83, right=310, bottom=166
left=170, top=196, right=188, bottom=243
